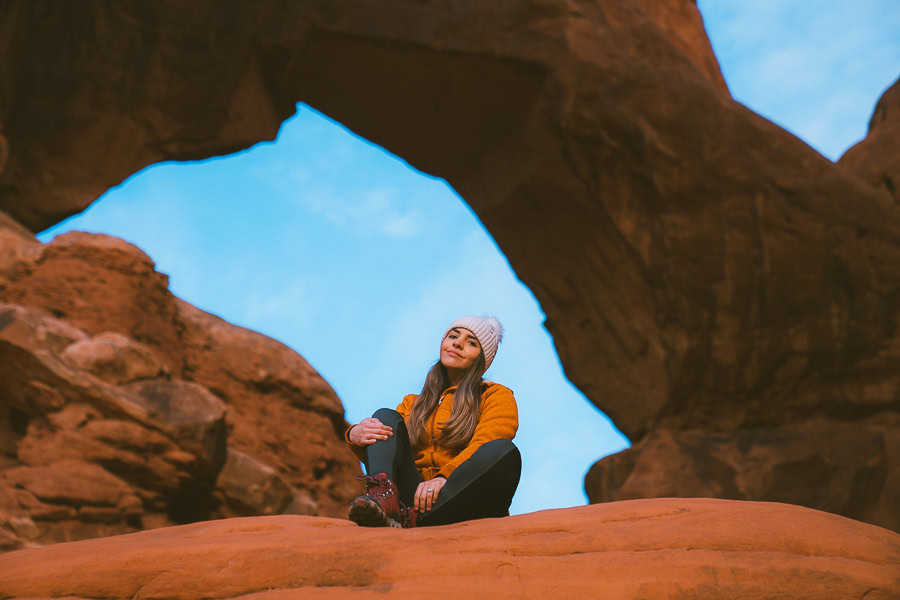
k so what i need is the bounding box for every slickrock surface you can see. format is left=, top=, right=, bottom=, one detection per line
left=0, top=216, right=360, bottom=551
left=1, top=0, right=899, bottom=531
left=1, top=499, right=898, bottom=600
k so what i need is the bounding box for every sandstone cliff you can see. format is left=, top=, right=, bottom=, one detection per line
left=1, top=0, right=898, bottom=535
left=585, top=75, right=900, bottom=531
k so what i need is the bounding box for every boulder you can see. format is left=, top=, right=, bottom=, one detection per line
left=0, top=246, right=357, bottom=548
left=0, top=217, right=361, bottom=549
left=0, top=231, right=185, bottom=377
left=61, top=332, right=168, bottom=385
left=177, top=299, right=360, bottom=515
left=0, top=301, right=231, bottom=545
left=2, top=461, right=130, bottom=507
left=217, top=449, right=315, bottom=517
left=0, top=499, right=897, bottom=599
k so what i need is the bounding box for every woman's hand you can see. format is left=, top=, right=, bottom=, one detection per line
left=414, top=477, right=447, bottom=513
left=349, top=418, right=393, bottom=446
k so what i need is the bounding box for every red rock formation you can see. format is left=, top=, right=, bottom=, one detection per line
left=586, top=418, right=900, bottom=533
left=840, top=76, right=900, bottom=204
left=1, top=499, right=898, bottom=599
left=0, top=216, right=360, bottom=551
left=584, top=72, right=900, bottom=530
left=1, top=0, right=898, bottom=532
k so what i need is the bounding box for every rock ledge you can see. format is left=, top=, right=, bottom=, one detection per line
left=1, top=498, right=897, bottom=599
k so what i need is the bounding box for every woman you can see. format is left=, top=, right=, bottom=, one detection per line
left=345, top=315, right=521, bottom=528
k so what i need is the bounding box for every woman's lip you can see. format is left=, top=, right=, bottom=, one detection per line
left=445, top=350, right=463, bottom=358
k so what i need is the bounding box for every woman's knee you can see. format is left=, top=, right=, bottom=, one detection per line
left=372, top=408, right=404, bottom=427
left=470, top=439, right=521, bottom=472
left=480, top=438, right=520, bottom=460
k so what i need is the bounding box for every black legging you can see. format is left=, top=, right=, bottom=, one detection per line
left=363, top=408, right=521, bottom=527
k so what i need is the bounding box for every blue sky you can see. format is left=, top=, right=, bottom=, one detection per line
left=39, top=3, right=900, bottom=515
left=698, top=0, right=900, bottom=160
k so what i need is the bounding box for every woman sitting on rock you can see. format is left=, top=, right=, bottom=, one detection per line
left=345, top=315, right=521, bottom=528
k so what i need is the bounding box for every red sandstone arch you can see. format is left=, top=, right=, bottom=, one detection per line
left=1, top=0, right=898, bottom=530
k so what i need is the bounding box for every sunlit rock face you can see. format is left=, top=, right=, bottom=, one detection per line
left=1, top=0, right=899, bottom=534
left=0, top=217, right=359, bottom=551
left=1, top=500, right=898, bottom=599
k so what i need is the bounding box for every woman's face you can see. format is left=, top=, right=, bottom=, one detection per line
left=440, top=327, right=482, bottom=373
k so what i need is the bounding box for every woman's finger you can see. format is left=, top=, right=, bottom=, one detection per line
left=432, top=482, right=443, bottom=510
left=360, top=429, right=388, bottom=442
left=416, top=484, right=426, bottom=513
left=431, top=483, right=441, bottom=506
left=428, top=480, right=445, bottom=511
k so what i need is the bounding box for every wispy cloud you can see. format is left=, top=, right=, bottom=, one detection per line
left=251, top=163, right=422, bottom=238
left=300, top=188, right=421, bottom=237
left=240, top=279, right=322, bottom=331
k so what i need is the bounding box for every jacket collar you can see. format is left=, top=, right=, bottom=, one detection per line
left=440, top=380, right=492, bottom=397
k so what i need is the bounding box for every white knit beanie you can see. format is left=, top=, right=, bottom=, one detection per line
left=443, top=315, right=504, bottom=371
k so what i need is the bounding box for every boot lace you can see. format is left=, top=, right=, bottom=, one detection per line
left=356, top=474, right=394, bottom=500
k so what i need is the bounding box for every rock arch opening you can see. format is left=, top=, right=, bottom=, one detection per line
left=36, top=101, right=631, bottom=518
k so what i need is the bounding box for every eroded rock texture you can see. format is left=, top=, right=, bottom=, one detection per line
left=1, top=0, right=898, bottom=532
left=586, top=418, right=900, bottom=532
left=584, top=70, right=900, bottom=531
left=1, top=499, right=898, bottom=600
left=840, top=77, right=900, bottom=204
left=0, top=216, right=359, bottom=551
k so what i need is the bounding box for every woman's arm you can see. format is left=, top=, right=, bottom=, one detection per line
left=435, top=384, right=518, bottom=479
left=395, top=394, right=416, bottom=420
left=344, top=394, right=417, bottom=457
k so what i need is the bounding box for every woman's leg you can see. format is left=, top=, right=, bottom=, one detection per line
left=417, top=439, right=521, bottom=527
left=362, top=408, right=422, bottom=507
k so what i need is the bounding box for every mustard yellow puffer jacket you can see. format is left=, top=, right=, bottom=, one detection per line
left=346, top=381, right=518, bottom=480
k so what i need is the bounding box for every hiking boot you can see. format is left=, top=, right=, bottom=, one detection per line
left=348, top=473, right=414, bottom=528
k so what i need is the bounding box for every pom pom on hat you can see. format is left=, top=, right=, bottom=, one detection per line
left=443, top=315, right=504, bottom=371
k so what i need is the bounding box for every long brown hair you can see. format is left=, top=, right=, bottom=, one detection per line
left=407, top=352, right=486, bottom=452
